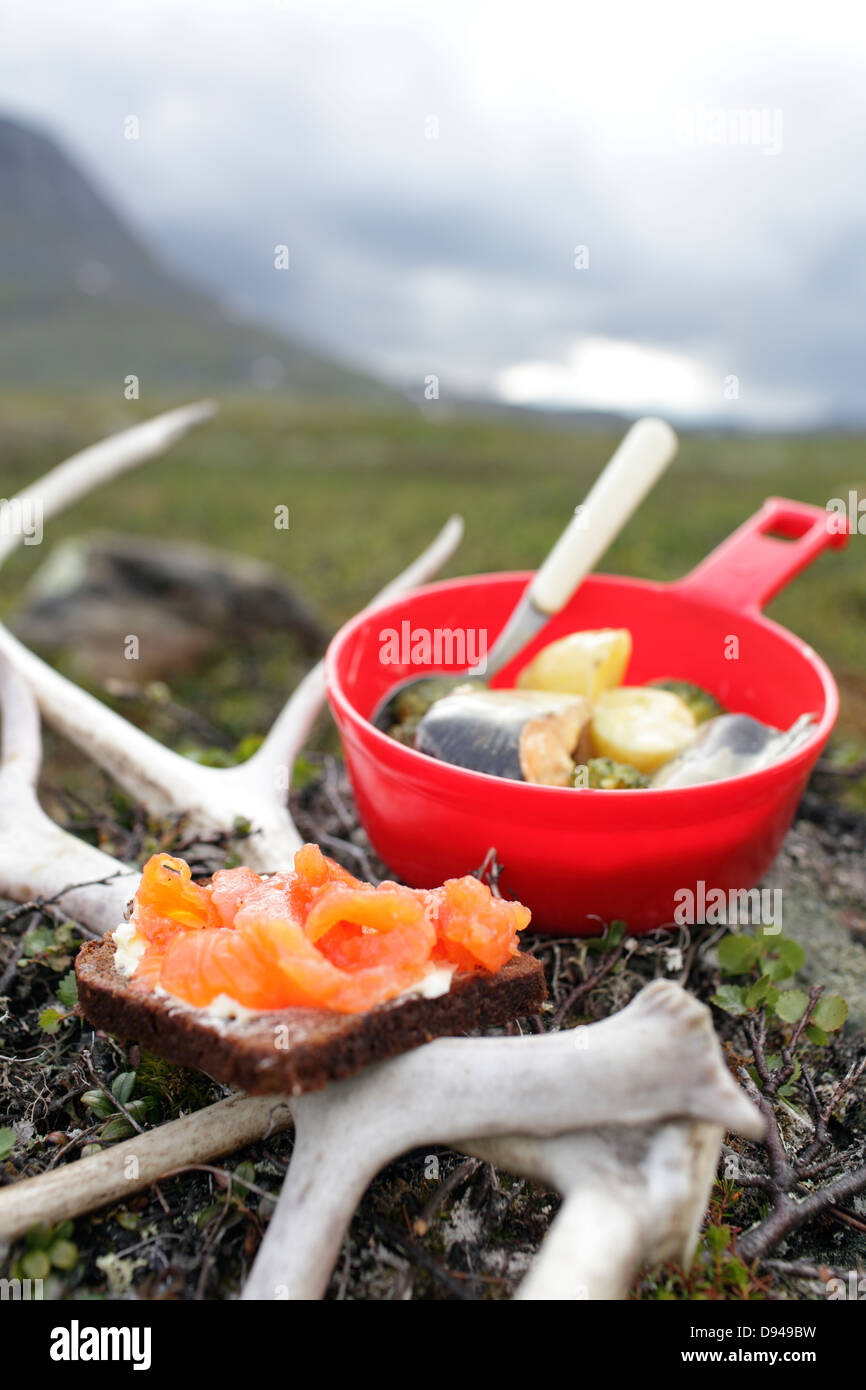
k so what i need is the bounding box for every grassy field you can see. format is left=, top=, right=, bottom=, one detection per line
left=1, top=393, right=864, bottom=753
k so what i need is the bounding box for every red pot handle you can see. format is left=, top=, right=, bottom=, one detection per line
left=673, top=497, right=849, bottom=614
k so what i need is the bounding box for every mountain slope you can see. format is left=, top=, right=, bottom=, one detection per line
left=0, top=115, right=390, bottom=398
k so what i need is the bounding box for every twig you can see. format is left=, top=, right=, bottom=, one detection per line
left=738, top=1163, right=866, bottom=1261
left=82, top=1055, right=144, bottom=1135
left=552, top=940, right=627, bottom=1029
left=416, top=1157, right=480, bottom=1232
left=0, top=937, right=26, bottom=995
left=376, top=1219, right=475, bottom=1301
left=799, top=1055, right=866, bottom=1164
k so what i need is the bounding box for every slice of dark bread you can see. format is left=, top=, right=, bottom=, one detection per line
left=75, top=939, right=547, bottom=1096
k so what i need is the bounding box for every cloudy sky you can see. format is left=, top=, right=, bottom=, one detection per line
left=2, top=0, right=864, bottom=424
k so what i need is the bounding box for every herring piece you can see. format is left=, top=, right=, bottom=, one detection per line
left=652, top=712, right=817, bottom=788
left=415, top=687, right=591, bottom=786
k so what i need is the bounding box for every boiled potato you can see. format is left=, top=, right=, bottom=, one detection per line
left=590, top=686, right=696, bottom=774
left=517, top=628, right=632, bottom=701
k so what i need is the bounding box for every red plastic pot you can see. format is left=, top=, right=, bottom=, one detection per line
left=325, top=498, right=848, bottom=934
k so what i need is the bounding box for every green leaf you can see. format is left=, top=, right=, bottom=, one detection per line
left=49, top=1239, right=78, bottom=1271
left=0, top=1127, right=16, bottom=1159
left=587, top=919, right=627, bottom=954
left=57, top=971, right=78, bottom=1009
left=54, top=1220, right=74, bottom=1241
left=111, top=1071, right=137, bottom=1105
left=21, top=1249, right=51, bottom=1280
left=38, top=1007, right=62, bottom=1034
left=100, top=1118, right=134, bottom=1142
left=195, top=1202, right=224, bottom=1230
left=81, top=1089, right=114, bottom=1117
left=813, top=995, right=848, bottom=1033
left=773, top=989, right=809, bottom=1023
left=23, top=925, right=54, bottom=957
left=763, top=937, right=806, bottom=981
left=124, top=1099, right=154, bottom=1125
left=806, top=1024, right=829, bottom=1046
left=232, top=1161, right=257, bottom=1198
left=53, top=922, right=79, bottom=952
left=744, top=974, right=778, bottom=1010
left=717, top=934, right=761, bottom=975
left=711, top=984, right=749, bottom=1016
left=25, top=1221, right=54, bottom=1250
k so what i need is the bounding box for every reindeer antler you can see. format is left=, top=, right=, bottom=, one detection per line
left=240, top=981, right=761, bottom=1299
left=0, top=984, right=762, bottom=1302
left=0, top=404, right=463, bottom=878
left=0, top=655, right=136, bottom=933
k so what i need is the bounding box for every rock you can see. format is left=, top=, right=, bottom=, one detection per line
left=13, top=532, right=327, bottom=681
left=761, top=797, right=866, bottom=1027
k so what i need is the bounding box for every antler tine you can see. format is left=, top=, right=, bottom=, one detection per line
left=0, top=400, right=217, bottom=569
left=0, top=641, right=42, bottom=789
left=0, top=403, right=222, bottom=813
left=0, top=655, right=137, bottom=935
left=467, top=1120, right=723, bottom=1300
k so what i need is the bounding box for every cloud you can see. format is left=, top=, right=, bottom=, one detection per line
left=0, top=0, right=864, bottom=422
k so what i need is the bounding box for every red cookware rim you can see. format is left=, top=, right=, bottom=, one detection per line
left=325, top=570, right=839, bottom=802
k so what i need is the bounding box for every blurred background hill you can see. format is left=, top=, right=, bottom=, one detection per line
left=0, top=114, right=391, bottom=399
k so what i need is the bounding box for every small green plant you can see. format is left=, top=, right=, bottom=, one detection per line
left=38, top=967, right=80, bottom=1034
left=586, top=919, right=627, bottom=956
left=22, top=920, right=80, bottom=970
left=134, top=1050, right=221, bottom=1118
left=81, top=1070, right=157, bottom=1142
left=707, top=927, right=864, bottom=1265
left=712, top=930, right=847, bottom=1042
left=11, top=1219, right=78, bottom=1283
left=193, top=1160, right=263, bottom=1233
left=637, top=1181, right=770, bottom=1300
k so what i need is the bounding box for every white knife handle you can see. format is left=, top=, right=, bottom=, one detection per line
left=529, top=417, right=678, bottom=615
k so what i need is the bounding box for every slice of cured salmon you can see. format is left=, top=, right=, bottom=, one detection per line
left=125, top=844, right=530, bottom=1014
